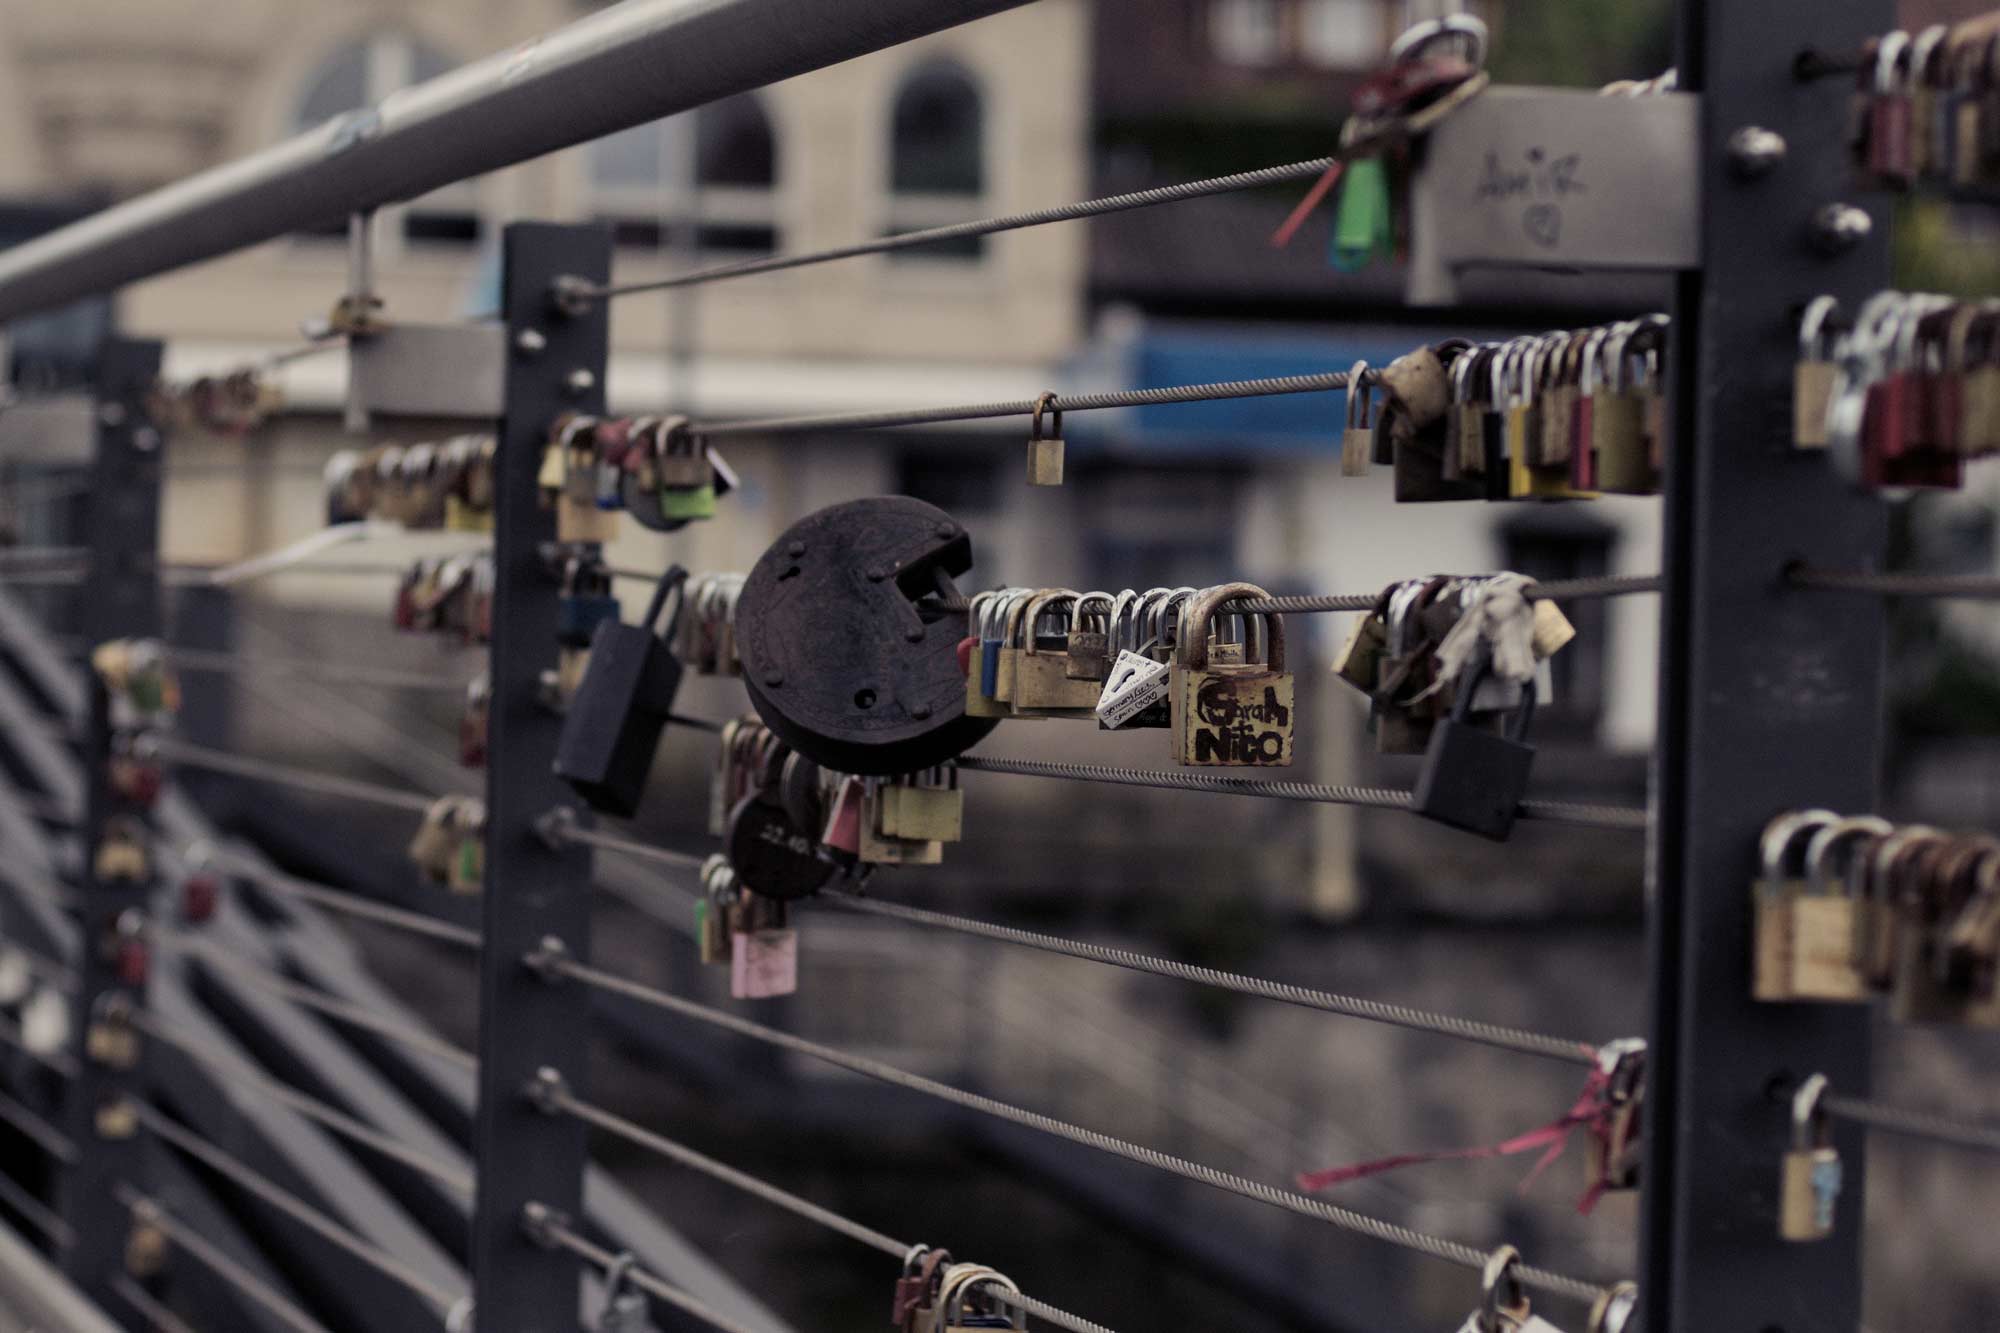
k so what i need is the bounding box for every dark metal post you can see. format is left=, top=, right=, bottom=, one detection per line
left=61, top=336, right=164, bottom=1309
left=1644, top=4, right=1892, bottom=1330
left=468, top=222, right=609, bottom=1331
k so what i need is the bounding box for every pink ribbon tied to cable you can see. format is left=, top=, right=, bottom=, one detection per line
left=1296, top=1038, right=1645, bottom=1216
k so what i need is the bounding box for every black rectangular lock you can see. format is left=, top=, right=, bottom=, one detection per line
left=1412, top=653, right=1536, bottom=841
left=554, top=566, right=688, bottom=817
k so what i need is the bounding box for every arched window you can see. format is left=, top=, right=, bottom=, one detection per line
left=294, top=34, right=481, bottom=246
left=587, top=94, right=778, bottom=253
left=886, top=61, right=986, bottom=261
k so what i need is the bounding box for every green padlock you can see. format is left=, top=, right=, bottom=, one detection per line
left=1330, top=155, right=1393, bottom=273
left=658, top=482, right=717, bottom=521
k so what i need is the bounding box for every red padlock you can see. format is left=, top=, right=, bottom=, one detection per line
left=955, top=636, right=976, bottom=678
left=116, top=937, right=149, bottom=988
left=109, top=757, right=163, bottom=809
left=180, top=872, right=220, bottom=925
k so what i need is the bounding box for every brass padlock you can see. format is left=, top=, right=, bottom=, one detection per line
left=878, top=767, right=964, bottom=844
left=1455, top=1246, right=1565, bottom=1333
left=937, top=1262, right=1025, bottom=1332
left=1889, top=832, right=1997, bottom=1025
left=1852, top=822, right=1944, bottom=996
left=124, top=1203, right=169, bottom=1277
left=1011, top=591, right=1102, bottom=717
left=1751, top=809, right=1839, bottom=1001
left=697, top=855, right=735, bottom=965
left=1341, top=361, right=1374, bottom=477
left=1026, top=393, right=1064, bottom=486
left=1795, top=296, right=1841, bottom=449
left=1778, top=1074, right=1841, bottom=1242
left=407, top=797, right=461, bottom=885
left=93, top=818, right=151, bottom=885
left=1788, top=814, right=1892, bottom=1002
left=858, top=780, right=943, bottom=865
left=95, top=1098, right=139, bottom=1142
left=1170, top=582, right=1293, bottom=767
left=87, top=998, right=140, bottom=1070
left=1063, top=591, right=1112, bottom=681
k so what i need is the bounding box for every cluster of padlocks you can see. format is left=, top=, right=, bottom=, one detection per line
left=1352, top=317, right=1672, bottom=500
left=392, top=553, right=493, bottom=644
left=892, top=1252, right=1032, bottom=1332
left=1753, top=810, right=2000, bottom=1026
left=325, top=435, right=496, bottom=530
left=150, top=369, right=279, bottom=435
left=1847, top=17, right=2000, bottom=191
left=966, top=582, right=1295, bottom=767
left=407, top=795, right=487, bottom=894
left=1795, top=290, right=2000, bottom=488
left=537, top=413, right=737, bottom=542
left=1334, top=575, right=1574, bottom=840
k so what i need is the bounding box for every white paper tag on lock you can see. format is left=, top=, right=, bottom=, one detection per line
left=731, top=929, right=798, bottom=999
left=1096, top=651, right=1171, bottom=729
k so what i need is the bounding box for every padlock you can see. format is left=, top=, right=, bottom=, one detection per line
left=658, top=419, right=719, bottom=520
left=820, top=774, right=866, bottom=858
left=1779, top=1074, right=1842, bottom=1242
left=1793, top=814, right=1897, bottom=1001
left=1064, top=591, right=1112, bottom=681
left=556, top=557, right=622, bottom=650
left=95, top=1098, right=138, bottom=1142
left=93, top=819, right=151, bottom=885
left=596, top=1251, right=653, bottom=1333
left=1588, top=1038, right=1646, bottom=1196
left=727, top=794, right=837, bottom=901
left=180, top=869, right=221, bottom=924
left=461, top=673, right=490, bottom=768
left=1170, top=583, right=1294, bottom=767
left=1887, top=832, right=1995, bottom=1025
left=408, top=796, right=461, bottom=884
left=555, top=567, right=689, bottom=817
left=1341, top=361, right=1374, bottom=477
left=1011, top=591, right=1102, bottom=717
left=878, top=767, right=964, bottom=843
left=894, top=1246, right=953, bottom=1333
left=1026, top=393, right=1064, bottom=486
left=108, top=753, right=163, bottom=810
left=1795, top=297, right=1841, bottom=451
left=858, top=779, right=944, bottom=865
left=20, top=987, right=69, bottom=1059
left=87, top=997, right=140, bottom=1070
left=1452, top=1246, right=1564, bottom=1333
left=124, top=1204, right=169, bottom=1278
left=1750, top=809, right=1839, bottom=1001
left=697, top=855, right=735, bottom=965
left=729, top=890, right=798, bottom=999
left=1412, top=648, right=1535, bottom=841
left=964, top=591, right=1016, bottom=720
left=937, top=1263, right=1025, bottom=1331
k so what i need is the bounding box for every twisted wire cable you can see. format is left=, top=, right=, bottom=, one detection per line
left=209, top=850, right=481, bottom=951
left=130, top=1008, right=472, bottom=1192
left=1788, top=566, right=2000, bottom=600
left=112, top=1276, right=200, bottom=1333
left=0, top=1170, right=71, bottom=1249
left=1824, top=1093, right=2000, bottom=1156
left=167, top=938, right=476, bottom=1072
left=131, top=1104, right=468, bottom=1316
left=699, top=370, right=1363, bottom=440
left=525, top=1207, right=772, bottom=1333
left=0, top=1085, right=77, bottom=1163
left=155, top=738, right=437, bottom=815
left=540, top=953, right=1615, bottom=1307
left=542, top=810, right=709, bottom=872
left=114, top=1184, right=332, bottom=1333
left=953, top=756, right=1649, bottom=831
left=579, top=157, right=1341, bottom=302
left=818, top=888, right=1597, bottom=1065
left=548, top=1083, right=1119, bottom=1333
left=165, top=646, right=473, bottom=694
left=1231, top=573, right=1664, bottom=615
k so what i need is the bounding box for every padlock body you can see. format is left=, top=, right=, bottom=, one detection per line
left=658, top=483, right=718, bottom=520
left=1026, top=437, right=1064, bottom=486
left=557, top=594, right=622, bottom=649
left=1779, top=1146, right=1841, bottom=1241
left=1013, top=649, right=1104, bottom=715
left=1789, top=894, right=1867, bottom=1002
left=553, top=620, right=685, bottom=817
left=1751, top=875, right=1801, bottom=1002
left=878, top=786, right=964, bottom=843
left=1172, top=666, right=1295, bottom=766
left=1411, top=717, right=1534, bottom=840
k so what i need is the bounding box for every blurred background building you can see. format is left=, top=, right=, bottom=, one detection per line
left=0, top=0, right=1992, bottom=1329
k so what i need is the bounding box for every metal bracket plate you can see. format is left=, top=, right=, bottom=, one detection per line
left=348, top=323, right=505, bottom=420
left=1406, top=86, right=1702, bottom=306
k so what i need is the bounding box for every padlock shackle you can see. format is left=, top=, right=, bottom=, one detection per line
left=1757, top=808, right=1841, bottom=879
left=1802, top=815, right=1897, bottom=895
left=640, top=564, right=691, bottom=637
left=1477, top=1244, right=1530, bottom=1332
left=1030, top=392, right=1062, bottom=444
left=1175, top=582, right=1284, bottom=673
left=1020, top=589, right=1078, bottom=657
left=1790, top=1072, right=1831, bottom=1148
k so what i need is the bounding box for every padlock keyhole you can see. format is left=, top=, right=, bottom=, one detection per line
left=854, top=688, right=877, bottom=710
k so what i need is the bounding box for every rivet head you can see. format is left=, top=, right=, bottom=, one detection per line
left=1726, top=125, right=1787, bottom=179
left=865, top=567, right=886, bottom=582
left=565, top=368, right=596, bottom=396
left=763, top=671, right=784, bottom=688
left=910, top=703, right=932, bottom=720
left=515, top=329, right=548, bottom=355
left=787, top=541, right=806, bottom=558
left=1808, top=203, right=1873, bottom=255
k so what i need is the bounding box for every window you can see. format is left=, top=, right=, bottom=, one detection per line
left=885, top=61, right=986, bottom=262
left=294, top=34, right=481, bottom=246
left=588, top=94, right=779, bottom=253
left=1301, top=0, right=1383, bottom=68
left=1210, top=0, right=1284, bottom=66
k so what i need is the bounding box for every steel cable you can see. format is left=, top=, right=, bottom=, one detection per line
left=131, top=1104, right=469, bottom=1316
left=538, top=952, right=1615, bottom=1307
left=130, top=1008, right=473, bottom=1193
left=548, top=1084, right=1119, bottom=1333
left=577, top=156, right=1341, bottom=302
left=154, top=737, right=437, bottom=815
left=112, top=1276, right=200, bottom=1333
left=1824, top=1093, right=2000, bottom=1156
left=541, top=810, right=709, bottom=872
left=0, top=1086, right=76, bottom=1163
left=953, top=756, right=1649, bottom=831
left=207, top=850, right=481, bottom=951
left=114, top=1185, right=333, bottom=1333
left=524, top=1207, right=775, bottom=1333
left=0, top=1011, right=79, bottom=1079
left=0, top=1171, right=71, bottom=1249
left=164, top=646, right=473, bottom=694
left=1788, top=566, right=2000, bottom=600
left=818, top=888, right=1598, bottom=1065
